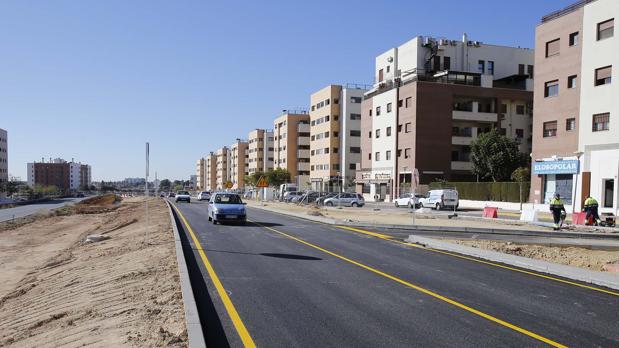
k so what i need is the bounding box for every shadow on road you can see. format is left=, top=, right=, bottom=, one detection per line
left=248, top=221, right=283, bottom=227
left=260, top=253, right=322, bottom=260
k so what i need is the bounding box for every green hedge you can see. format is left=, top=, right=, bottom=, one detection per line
left=429, top=181, right=530, bottom=202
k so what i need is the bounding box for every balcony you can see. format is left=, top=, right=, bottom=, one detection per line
left=297, top=123, right=310, bottom=133
left=452, top=136, right=474, bottom=145
left=297, top=162, right=310, bottom=171
left=297, top=149, right=310, bottom=158
left=297, top=137, right=310, bottom=146
left=452, top=110, right=497, bottom=122
left=451, top=161, right=473, bottom=171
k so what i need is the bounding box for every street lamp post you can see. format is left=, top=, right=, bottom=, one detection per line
left=572, top=151, right=584, bottom=215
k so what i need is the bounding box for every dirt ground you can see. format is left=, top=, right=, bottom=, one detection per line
left=0, top=196, right=187, bottom=347
left=446, top=239, right=619, bottom=272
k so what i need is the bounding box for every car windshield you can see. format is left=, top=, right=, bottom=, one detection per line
left=214, top=194, right=243, bottom=204
left=177, top=191, right=189, bottom=195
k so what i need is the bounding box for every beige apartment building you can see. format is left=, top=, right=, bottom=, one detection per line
left=531, top=0, right=618, bottom=215
left=247, top=128, right=274, bottom=175
left=205, top=152, right=217, bottom=191
left=0, top=128, right=7, bottom=197
left=309, top=84, right=366, bottom=192
left=229, top=139, right=248, bottom=190
left=215, top=147, right=230, bottom=190
left=195, top=158, right=206, bottom=191
left=273, top=112, right=311, bottom=188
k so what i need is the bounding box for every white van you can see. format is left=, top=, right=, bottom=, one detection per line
left=278, top=184, right=297, bottom=201
left=420, top=189, right=459, bottom=210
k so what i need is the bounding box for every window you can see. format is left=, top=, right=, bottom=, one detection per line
left=398, top=99, right=403, bottom=107
left=405, top=122, right=412, bottom=133
left=333, top=131, right=339, bottom=137
left=593, top=113, right=610, bottom=132
left=404, top=148, right=411, bottom=159
left=444, top=56, right=451, bottom=70
left=350, top=130, right=361, bottom=137
left=375, top=152, right=380, bottom=161
left=375, top=129, right=380, bottom=138
left=595, top=66, right=612, bottom=86
left=368, top=153, right=371, bottom=160
left=311, top=120, right=316, bottom=126
left=386, top=127, right=391, bottom=136
left=350, top=147, right=361, bottom=154
left=543, top=121, right=558, bottom=137
left=369, top=109, right=372, bottom=117
left=568, top=75, right=578, bottom=89
left=387, top=103, right=392, bottom=113
left=518, top=64, right=525, bottom=75
left=527, top=65, right=534, bottom=77
left=478, top=60, right=485, bottom=73
left=350, top=96, right=362, bottom=103
left=597, top=19, right=614, bottom=41
left=545, top=39, right=560, bottom=57
left=397, top=149, right=402, bottom=157
left=515, top=129, right=524, bottom=138
left=324, top=147, right=329, bottom=154
left=324, top=131, right=329, bottom=138
left=516, top=105, right=525, bottom=115
left=325, top=98, right=330, bottom=105
left=368, top=131, right=372, bottom=138
left=333, top=147, right=338, bottom=153
left=488, top=61, right=494, bottom=75
left=566, top=118, right=576, bottom=131
left=376, top=106, right=381, bottom=116
left=544, top=80, right=559, bottom=97
left=310, top=150, right=315, bottom=156
left=386, top=151, right=391, bottom=161
left=569, top=32, right=579, bottom=46
left=397, top=124, right=402, bottom=132
left=386, top=65, right=390, bottom=73
left=334, top=99, right=339, bottom=104
left=378, top=69, right=384, bottom=82
left=501, top=104, right=508, bottom=113
left=405, top=97, right=412, bottom=108
left=349, top=163, right=356, bottom=170
left=325, top=115, right=330, bottom=121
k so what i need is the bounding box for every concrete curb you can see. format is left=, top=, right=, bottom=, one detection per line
left=406, top=235, right=619, bottom=291
left=165, top=201, right=206, bottom=348
left=247, top=203, right=619, bottom=240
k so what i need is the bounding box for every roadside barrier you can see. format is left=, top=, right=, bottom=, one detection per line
left=483, top=206, right=498, bottom=218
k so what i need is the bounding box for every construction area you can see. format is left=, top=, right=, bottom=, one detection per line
left=0, top=195, right=187, bottom=347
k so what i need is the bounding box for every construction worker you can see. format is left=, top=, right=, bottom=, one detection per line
left=583, top=195, right=601, bottom=226
left=549, top=193, right=566, bottom=231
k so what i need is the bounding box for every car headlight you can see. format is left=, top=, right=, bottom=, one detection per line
left=212, top=207, right=219, bottom=213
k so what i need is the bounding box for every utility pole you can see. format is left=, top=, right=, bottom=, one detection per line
left=145, top=142, right=150, bottom=244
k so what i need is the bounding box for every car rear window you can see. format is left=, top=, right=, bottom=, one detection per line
left=214, top=194, right=243, bottom=204
left=178, top=191, right=189, bottom=195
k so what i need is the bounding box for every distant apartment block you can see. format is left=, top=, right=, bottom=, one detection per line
left=531, top=0, right=618, bottom=214
left=196, top=157, right=206, bottom=190
left=27, top=158, right=92, bottom=191
left=309, top=84, right=367, bottom=192
left=230, top=139, right=248, bottom=190
left=205, top=152, right=217, bottom=191
left=273, top=111, right=311, bottom=188
left=215, top=147, right=230, bottom=190
left=0, top=128, right=7, bottom=197
left=247, top=129, right=274, bottom=175
left=358, top=34, right=534, bottom=202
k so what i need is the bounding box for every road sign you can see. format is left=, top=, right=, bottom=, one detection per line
left=226, top=181, right=233, bottom=189
left=256, top=176, right=269, bottom=188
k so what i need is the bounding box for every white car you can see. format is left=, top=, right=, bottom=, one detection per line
left=420, top=189, right=459, bottom=210
left=174, top=190, right=191, bottom=203
left=197, top=191, right=211, bottom=201
left=394, top=193, right=425, bottom=208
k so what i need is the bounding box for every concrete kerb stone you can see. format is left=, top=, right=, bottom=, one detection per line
left=165, top=201, right=206, bottom=348
left=406, top=235, right=619, bottom=291
left=247, top=203, right=619, bottom=240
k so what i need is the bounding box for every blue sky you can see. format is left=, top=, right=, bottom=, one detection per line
left=0, top=0, right=574, bottom=181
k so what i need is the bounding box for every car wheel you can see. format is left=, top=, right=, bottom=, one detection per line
left=395, top=201, right=399, bottom=208
left=435, top=203, right=441, bottom=210
left=352, top=202, right=359, bottom=207
left=212, top=219, right=217, bottom=225
left=326, top=201, right=333, bottom=207
left=208, top=214, right=212, bottom=221
left=408, top=202, right=413, bottom=209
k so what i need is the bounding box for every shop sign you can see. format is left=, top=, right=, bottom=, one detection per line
left=533, top=160, right=579, bottom=175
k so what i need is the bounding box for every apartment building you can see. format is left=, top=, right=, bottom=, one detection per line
left=27, top=158, right=92, bottom=191
left=229, top=139, right=248, bottom=190
left=205, top=152, right=217, bottom=191
left=0, top=128, right=7, bottom=197
left=531, top=0, right=618, bottom=214
left=273, top=112, right=311, bottom=188
left=196, top=157, right=206, bottom=191
left=309, top=84, right=367, bottom=192
left=357, top=34, right=534, bottom=202
left=215, top=147, right=230, bottom=190
left=247, top=128, right=274, bottom=175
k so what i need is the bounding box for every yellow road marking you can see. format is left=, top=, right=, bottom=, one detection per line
left=249, top=220, right=566, bottom=348
left=334, top=225, right=619, bottom=297
left=172, top=204, right=256, bottom=348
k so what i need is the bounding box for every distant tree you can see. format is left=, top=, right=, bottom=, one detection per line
left=266, top=168, right=291, bottom=187
left=471, top=129, right=528, bottom=182
left=511, top=167, right=530, bottom=211
left=159, top=179, right=171, bottom=191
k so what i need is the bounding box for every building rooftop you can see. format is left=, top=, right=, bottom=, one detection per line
left=541, top=0, right=595, bottom=23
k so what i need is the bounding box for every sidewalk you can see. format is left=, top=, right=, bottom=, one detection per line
left=246, top=200, right=619, bottom=239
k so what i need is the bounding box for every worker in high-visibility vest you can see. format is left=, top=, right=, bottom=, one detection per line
left=583, top=196, right=601, bottom=226
left=549, top=193, right=566, bottom=231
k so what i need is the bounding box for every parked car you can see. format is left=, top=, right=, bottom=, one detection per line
left=301, top=191, right=322, bottom=204
left=175, top=190, right=191, bottom=203
left=207, top=192, right=247, bottom=225
left=283, top=191, right=304, bottom=203
left=76, top=192, right=85, bottom=198
left=197, top=191, right=211, bottom=201
left=160, top=192, right=166, bottom=197
left=420, top=189, right=459, bottom=210
left=394, top=193, right=425, bottom=208
left=315, top=193, right=337, bottom=206
left=323, top=193, right=365, bottom=207
left=168, top=192, right=175, bottom=198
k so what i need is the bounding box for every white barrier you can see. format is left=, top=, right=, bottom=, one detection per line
left=520, top=209, right=540, bottom=222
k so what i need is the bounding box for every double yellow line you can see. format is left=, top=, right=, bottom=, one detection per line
left=172, top=203, right=566, bottom=347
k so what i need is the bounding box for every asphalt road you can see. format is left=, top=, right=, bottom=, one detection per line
left=0, top=198, right=83, bottom=223
left=171, top=199, right=619, bottom=347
